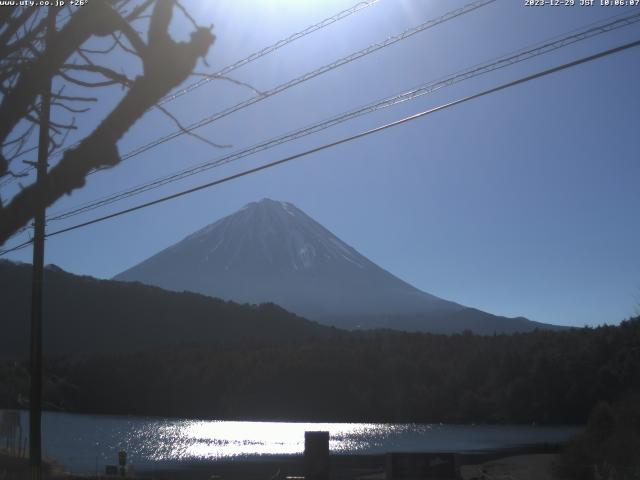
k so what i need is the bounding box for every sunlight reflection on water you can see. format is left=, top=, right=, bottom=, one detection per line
left=4, top=411, right=581, bottom=473
left=135, top=421, right=401, bottom=460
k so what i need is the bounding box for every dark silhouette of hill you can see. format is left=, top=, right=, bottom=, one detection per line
left=115, top=198, right=560, bottom=334
left=0, top=260, right=337, bottom=358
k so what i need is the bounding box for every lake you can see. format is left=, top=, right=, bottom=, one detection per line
left=3, top=411, right=580, bottom=474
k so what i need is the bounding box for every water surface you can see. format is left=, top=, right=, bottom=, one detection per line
left=5, top=411, right=580, bottom=474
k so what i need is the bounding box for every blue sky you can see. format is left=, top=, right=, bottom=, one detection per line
left=3, top=0, right=640, bottom=327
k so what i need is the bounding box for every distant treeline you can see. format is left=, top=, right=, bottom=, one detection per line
left=2, top=317, right=639, bottom=424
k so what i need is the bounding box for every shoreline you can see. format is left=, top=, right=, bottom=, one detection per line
left=139, top=445, right=564, bottom=480
left=3, top=445, right=565, bottom=480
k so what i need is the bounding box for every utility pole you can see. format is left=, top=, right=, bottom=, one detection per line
left=30, top=7, right=55, bottom=480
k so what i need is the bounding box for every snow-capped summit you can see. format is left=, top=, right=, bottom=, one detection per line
left=180, top=198, right=368, bottom=273
left=114, top=199, right=554, bottom=334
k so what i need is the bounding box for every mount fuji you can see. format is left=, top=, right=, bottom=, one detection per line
left=114, top=198, right=557, bottom=334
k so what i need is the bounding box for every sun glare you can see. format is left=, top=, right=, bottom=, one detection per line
left=151, top=420, right=385, bottom=460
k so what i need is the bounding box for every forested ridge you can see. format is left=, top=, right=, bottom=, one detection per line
left=0, top=260, right=336, bottom=357
left=1, top=317, right=638, bottom=424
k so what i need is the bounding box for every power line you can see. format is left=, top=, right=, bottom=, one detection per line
left=0, top=237, right=33, bottom=256
left=0, top=0, right=381, bottom=188
left=3, top=0, right=494, bottom=189
left=3, top=36, right=638, bottom=256
left=45, top=10, right=640, bottom=224
left=40, top=0, right=498, bottom=220
left=158, top=0, right=381, bottom=105
left=112, top=0, right=495, bottom=165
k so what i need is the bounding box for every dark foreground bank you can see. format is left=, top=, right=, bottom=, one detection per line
left=143, top=445, right=561, bottom=480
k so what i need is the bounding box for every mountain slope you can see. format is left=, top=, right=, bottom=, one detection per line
left=0, top=260, right=336, bottom=358
left=115, top=199, right=557, bottom=334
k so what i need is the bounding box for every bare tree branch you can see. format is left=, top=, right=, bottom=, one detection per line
left=125, top=0, right=156, bottom=21
left=191, top=71, right=264, bottom=96
left=79, top=39, right=120, bottom=55
left=58, top=70, right=124, bottom=89
left=52, top=102, right=91, bottom=114
left=4, top=170, right=30, bottom=179
left=61, top=63, right=133, bottom=86
left=156, top=104, right=231, bottom=150
left=0, top=12, right=47, bottom=59
left=113, top=21, right=146, bottom=56
left=0, top=0, right=215, bottom=244
left=49, top=117, right=76, bottom=155
left=0, top=1, right=130, bottom=146
left=51, top=93, right=98, bottom=103
left=0, top=8, right=36, bottom=53
left=175, top=1, right=199, bottom=30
